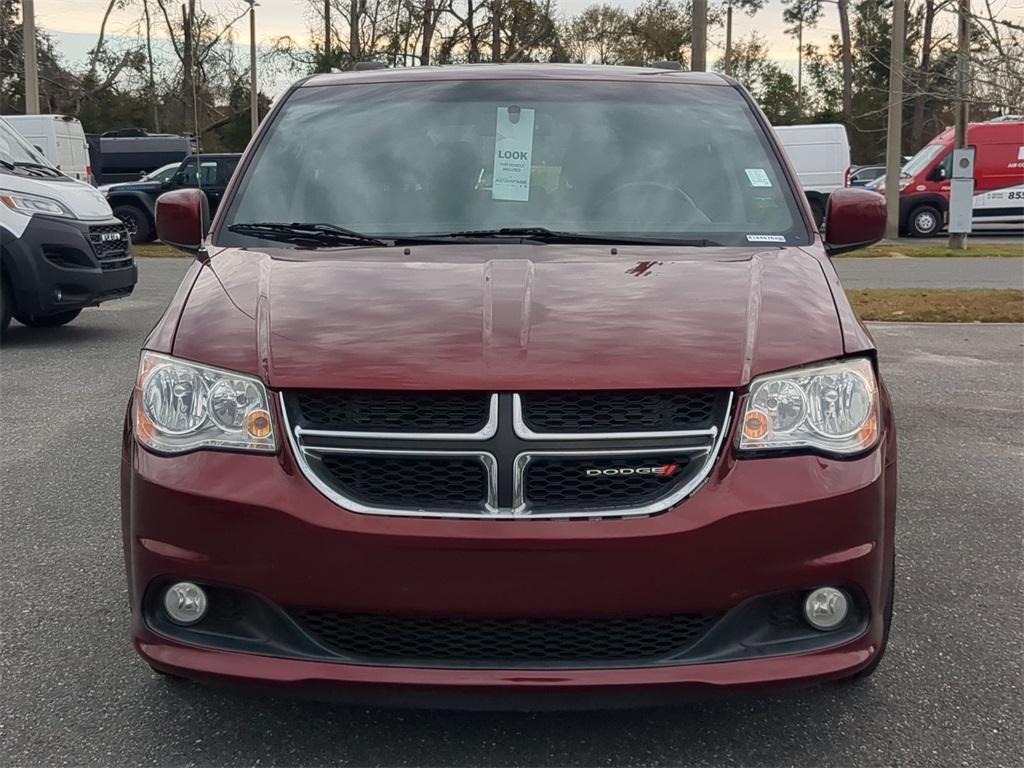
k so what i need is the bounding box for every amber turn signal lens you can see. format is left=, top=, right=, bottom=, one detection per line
left=858, top=414, right=878, bottom=446
left=742, top=410, right=770, bottom=440
left=245, top=408, right=273, bottom=439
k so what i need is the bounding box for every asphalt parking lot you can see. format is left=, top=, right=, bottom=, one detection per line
left=1, top=259, right=1022, bottom=767
left=834, top=256, right=1024, bottom=289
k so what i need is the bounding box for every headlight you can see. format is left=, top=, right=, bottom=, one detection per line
left=0, top=189, right=75, bottom=218
left=134, top=352, right=276, bottom=454
left=738, top=358, right=879, bottom=456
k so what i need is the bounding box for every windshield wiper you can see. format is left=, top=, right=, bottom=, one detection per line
left=13, top=161, right=61, bottom=176
left=0, top=159, right=60, bottom=176
left=227, top=222, right=391, bottom=247
left=423, top=227, right=719, bottom=246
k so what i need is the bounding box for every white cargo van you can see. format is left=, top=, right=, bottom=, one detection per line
left=773, top=124, right=851, bottom=225
left=3, top=114, right=92, bottom=184
left=0, top=116, right=136, bottom=338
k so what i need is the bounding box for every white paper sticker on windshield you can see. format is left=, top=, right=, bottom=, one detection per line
left=747, top=234, right=787, bottom=243
left=745, top=168, right=773, bottom=187
left=492, top=106, right=535, bottom=201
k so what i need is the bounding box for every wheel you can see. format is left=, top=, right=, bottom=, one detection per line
left=1, top=278, right=11, bottom=339
left=113, top=204, right=152, bottom=244
left=14, top=309, right=81, bottom=327
left=809, top=199, right=826, bottom=229
left=907, top=204, right=942, bottom=237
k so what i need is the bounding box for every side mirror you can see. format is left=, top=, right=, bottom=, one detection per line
left=161, top=177, right=174, bottom=189
left=823, top=188, right=886, bottom=256
left=155, top=188, right=210, bottom=254
left=930, top=165, right=947, bottom=182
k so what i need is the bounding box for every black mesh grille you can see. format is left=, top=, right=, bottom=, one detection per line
left=290, top=611, right=721, bottom=665
left=291, top=391, right=489, bottom=433
left=88, top=224, right=131, bottom=262
left=521, top=390, right=721, bottom=433
left=525, top=454, right=694, bottom=511
left=313, top=453, right=487, bottom=509
left=88, top=224, right=132, bottom=271
left=767, top=593, right=804, bottom=630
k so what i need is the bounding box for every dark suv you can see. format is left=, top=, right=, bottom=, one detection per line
left=106, top=153, right=240, bottom=243
left=123, top=65, right=895, bottom=707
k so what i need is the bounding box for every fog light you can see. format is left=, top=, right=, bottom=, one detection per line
left=162, top=582, right=208, bottom=625
left=54, top=287, right=63, bottom=302
left=803, top=587, right=849, bottom=631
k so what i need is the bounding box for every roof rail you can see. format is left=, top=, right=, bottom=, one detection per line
left=646, top=61, right=683, bottom=71
left=353, top=61, right=388, bottom=71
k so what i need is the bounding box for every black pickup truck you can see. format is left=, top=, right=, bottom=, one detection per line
left=105, top=153, right=240, bottom=243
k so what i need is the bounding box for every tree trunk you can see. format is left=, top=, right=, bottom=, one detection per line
left=838, top=0, right=852, bottom=123
left=88, top=0, right=119, bottom=82
left=350, top=0, right=361, bottom=60
left=467, top=0, right=480, bottom=62
left=324, top=0, right=332, bottom=71
left=724, top=4, right=733, bottom=75
left=420, top=0, right=435, bottom=65
left=491, top=0, right=501, bottom=62
left=911, top=0, right=935, bottom=146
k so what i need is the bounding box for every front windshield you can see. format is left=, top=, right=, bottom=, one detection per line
left=0, top=118, right=52, bottom=167
left=901, top=143, right=945, bottom=178
left=221, top=80, right=806, bottom=247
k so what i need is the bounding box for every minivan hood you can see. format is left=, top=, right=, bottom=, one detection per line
left=0, top=172, right=112, bottom=220
left=171, top=245, right=845, bottom=390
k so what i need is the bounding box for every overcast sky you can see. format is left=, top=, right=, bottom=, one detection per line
left=37, top=0, right=1024, bottom=97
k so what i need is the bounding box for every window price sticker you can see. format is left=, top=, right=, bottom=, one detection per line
left=492, top=106, right=536, bottom=201
left=745, top=168, right=773, bottom=187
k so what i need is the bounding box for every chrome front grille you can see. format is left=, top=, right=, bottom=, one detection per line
left=283, top=390, right=732, bottom=520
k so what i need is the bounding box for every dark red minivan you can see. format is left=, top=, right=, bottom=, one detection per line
left=122, top=65, right=895, bottom=707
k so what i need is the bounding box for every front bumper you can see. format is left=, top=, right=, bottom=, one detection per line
left=122, top=399, right=897, bottom=704
left=2, top=214, right=137, bottom=317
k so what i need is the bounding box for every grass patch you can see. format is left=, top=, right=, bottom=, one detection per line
left=849, top=243, right=1023, bottom=258
left=847, top=289, right=1024, bottom=322
left=133, top=243, right=186, bottom=258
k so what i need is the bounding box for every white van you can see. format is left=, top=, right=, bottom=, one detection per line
left=773, top=124, right=852, bottom=225
left=0, top=116, right=136, bottom=337
left=3, top=114, right=92, bottom=184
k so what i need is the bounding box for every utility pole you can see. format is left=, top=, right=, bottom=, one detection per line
left=724, top=3, right=733, bottom=76
left=324, top=0, right=331, bottom=70
left=22, top=0, right=40, bottom=113
left=949, top=0, right=971, bottom=249
left=249, top=1, right=258, bottom=136
left=796, top=19, right=803, bottom=118
left=883, top=0, right=906, bottom=240
left=692, top=0, right=707, bottom=71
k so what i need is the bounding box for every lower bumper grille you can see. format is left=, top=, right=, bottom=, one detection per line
left=290, top=611, right=722, bottom=665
